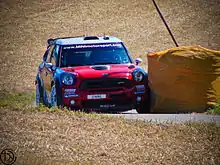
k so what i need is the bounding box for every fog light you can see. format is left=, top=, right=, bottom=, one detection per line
left=70, top=100, right=75, bottom=105
left=137, top=96, right=141, bottom=102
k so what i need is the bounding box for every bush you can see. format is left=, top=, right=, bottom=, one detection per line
left=207, top=103, right=220, bottom=115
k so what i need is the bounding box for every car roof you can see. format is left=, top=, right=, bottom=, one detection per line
left=54, top=36, right=122, bottom=46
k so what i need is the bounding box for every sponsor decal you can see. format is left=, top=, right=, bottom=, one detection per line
left=135, top=85, right=146, bottom=94
left=64, top=89, right=78, bottom=98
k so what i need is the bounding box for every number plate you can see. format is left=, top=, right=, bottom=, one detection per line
left=100, top=104, right=115, bottom=108
left=87, top=94, right=106, bottom=99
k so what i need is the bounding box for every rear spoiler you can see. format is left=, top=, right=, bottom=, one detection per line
left=47, top=35, right=85, bottom=46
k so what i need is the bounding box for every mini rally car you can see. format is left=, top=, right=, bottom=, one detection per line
left=35, top=35, right=150, bottom=113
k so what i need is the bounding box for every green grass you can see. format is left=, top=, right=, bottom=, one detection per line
left=0, top=90, right=111, bottom=120
left=0, top=90, right=35, bottom=109
left=207, top=103, right=220, bottom=115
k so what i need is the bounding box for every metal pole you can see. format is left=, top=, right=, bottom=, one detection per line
left=152, top=0, right=179, bottom=47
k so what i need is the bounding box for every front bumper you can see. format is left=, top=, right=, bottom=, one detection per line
left=61, top=85, right=147, bottom=111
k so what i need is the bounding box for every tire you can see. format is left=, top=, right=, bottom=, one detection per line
left=36, top=83, right=41, bottom=106
left=36, top=81, right=45, bottom=106
left=136, top=89, right=151, bottom=114
left=136, top=101, right=150, bottom=114
left=35, top=75, right=50, bottom=107
left=41, top=88, right=50, bottom=107
left=50, top=85, right=57, bottom=107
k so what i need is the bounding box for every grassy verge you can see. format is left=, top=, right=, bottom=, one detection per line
left=1, top=90, right=220, bottom=115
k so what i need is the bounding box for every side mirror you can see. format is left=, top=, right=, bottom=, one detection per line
left=47, top=38, right=54, bottom=46
left=45, top=63, right=56, bottom=72
left=45, top=62, right=53, bottom=68
left=135, top=58, right=142, bottom=65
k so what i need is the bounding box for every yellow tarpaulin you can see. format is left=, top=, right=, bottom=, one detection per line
left=147, top=46, right=220, bottom=113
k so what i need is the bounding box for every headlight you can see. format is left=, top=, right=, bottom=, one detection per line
left=133, top=71, right=144, bottom=82
left=61, top=73, right=76, bottom=85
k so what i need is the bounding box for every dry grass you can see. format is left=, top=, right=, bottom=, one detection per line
left=0, top=92, right=219, bottom=164
left=0, top=0, right=219, bottom=92
left=0, top=107, right=219, bottom=165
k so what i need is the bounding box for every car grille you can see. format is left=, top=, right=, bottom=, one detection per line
left=80, top=78, right=133, bottom=90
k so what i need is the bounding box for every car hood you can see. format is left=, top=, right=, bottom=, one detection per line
left=61, top=64, right=137, bottom=79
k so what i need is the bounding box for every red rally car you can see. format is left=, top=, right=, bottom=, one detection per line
left=35, top=35, right=150, bottom=113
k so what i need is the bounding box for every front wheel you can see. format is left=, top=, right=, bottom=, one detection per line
left=136, top=90, right=151, bottom=114
left=36, top=83, right=41, bottom=106
left=136, top=101, right=150, bottom=114
left=36, top=82, right=46, bottom=106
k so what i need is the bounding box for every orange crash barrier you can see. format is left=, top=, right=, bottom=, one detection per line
left=147, top=46, right=220, bottom=113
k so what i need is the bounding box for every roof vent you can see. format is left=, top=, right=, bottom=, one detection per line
left=83, top=36, right=99, bottom=40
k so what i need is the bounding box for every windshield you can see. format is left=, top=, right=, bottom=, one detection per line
left=60, top=43, right=132, bottom=67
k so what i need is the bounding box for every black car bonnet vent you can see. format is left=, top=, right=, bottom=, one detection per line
left=91, top=65, right=110, bottom=70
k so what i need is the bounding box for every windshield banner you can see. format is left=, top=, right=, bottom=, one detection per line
left=63, top=43, right=122, bottom=49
